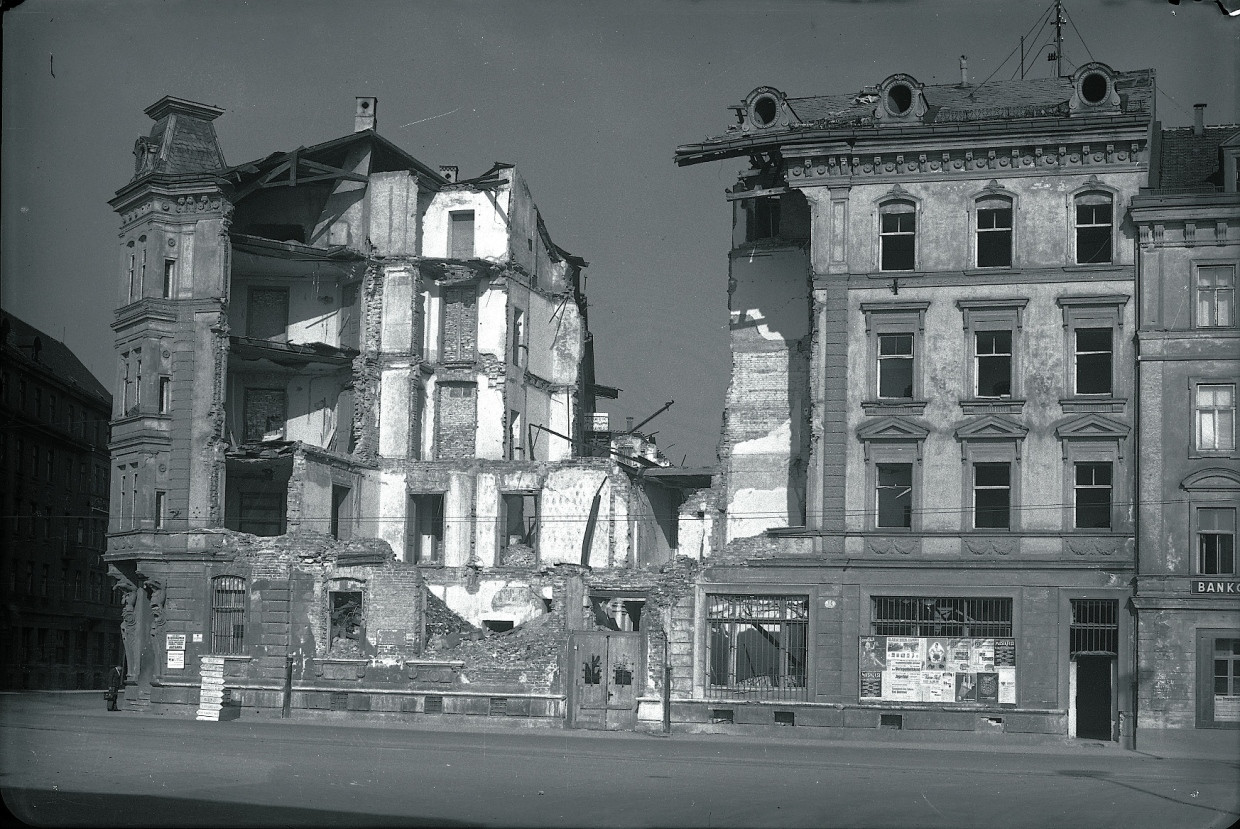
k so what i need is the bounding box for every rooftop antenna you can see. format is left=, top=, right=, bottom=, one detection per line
left=1053, top=0, right=1064, bottom=77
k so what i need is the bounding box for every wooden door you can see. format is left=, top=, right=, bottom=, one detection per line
left=568, top=632, right=643, bottom=730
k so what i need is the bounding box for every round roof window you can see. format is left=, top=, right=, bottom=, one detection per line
left=886, top=84, right=913, bottom=116
left=751, top=94, right=778, bottom=128
left=1081, top=72, right=1109, bottom=105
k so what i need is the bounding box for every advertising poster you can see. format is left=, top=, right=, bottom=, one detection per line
left=860, top=671, right=884, bottom=699
left=954, top=672, right=978, bottom=702
left=886, top=637, right=923, bottom=669
left=920, top=670, right=954, bottom=702
left=976, top=672, right=999, bottom=703
left=860, top=637, right=887, bottom=670
left=167, top=650, right=185, bottom=669
left=970, top=639, right=995, bottom=671
left=995, top=638, right=1016, bottom=667
left=924, top=638, right=948, bottom=670
left=998, top=666, right=1017, bottom=704
left=1214, top=696, right=1240, bottom=722
left=948, top=639, right=972, bottom=672
left=885, top=670, right=922, bottom=701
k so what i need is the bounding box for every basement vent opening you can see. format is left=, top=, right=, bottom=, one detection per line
left=880, top=713, right=903, bottom=730
left=329, top=692, right=349, bottom=712
left=709, top=708, right=734, bottom=724
left=424, top=695, right=444, bottom=715
left=489, top=697, right=508, bottom=716
left=774, top=710, right=795, bottom=726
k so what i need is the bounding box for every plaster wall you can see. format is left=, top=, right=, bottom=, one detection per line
left=365, top=171, right=419, bottom=257
left=379, top=267, right=415, bottom=354
left=476, top=371, right=505, bottom=459
left=423, top=185, right=512, bottom=262
left=538, top=466, right=621, bottom=566
left=227, top=275, right=344, bottom=349
left=378, top=368, right=412, bottom=458
left=427, top=578, right=550, bottom=629
left=1136, top=606, right=1238, bottom=728
left=526, top=290, right=584, bottom=386
left=377, top=469, right=408, bottom=561
left=224, top=369, right=348, bottom=450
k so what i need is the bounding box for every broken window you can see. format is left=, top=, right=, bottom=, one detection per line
left=872, top=597, right=1013, bottom=638
left=449, top=210, right=475, bottom=259
left=875, top=463, right=912, bottom=529
left=1075, top=192, right=1113, bottom=264
left=243, top=388, right=287, bottom=442
left=879, top=200, right=916, bottom=271
left=590, top=596, right=644, bottom=632
left=408, top=493, right=444, bottom=564
left=1074, top=327, right=1113, bottom=396
left=707, top=594, right=808, bottom=700
left=331, top=484, right=352, bottom=540
left=501, top=493, right=539, bottom=557
left=210, top=576, right=247, bottom=655
left=745, top=196, right=781, bottom=242
left=329, top=591, right=364, bottom=654
left=246, top=287, right=289, bottom=341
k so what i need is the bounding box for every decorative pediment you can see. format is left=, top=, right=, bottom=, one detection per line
left=1055, top=413, right=1130, bottom=441
left=857, top=416, right=930, bottom=442
left=954, top=415, right=1029, bottom=442
left=1181, top=467, right=1240, bottom=493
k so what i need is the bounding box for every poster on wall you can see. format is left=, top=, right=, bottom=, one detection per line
left=1215, top=697, right=1240, bottom=723
left=859, top=636, right=1017, bottom=705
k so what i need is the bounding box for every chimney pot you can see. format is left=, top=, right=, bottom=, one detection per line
left=625, top=417, right=635, bottom=432
left=960, top=55, right=969, bottom=86
left=1193, top=103, right=1206, bottom=136
left=439, top=165, right=458, bottom=183
left=354, top=97, right=377, bottom=132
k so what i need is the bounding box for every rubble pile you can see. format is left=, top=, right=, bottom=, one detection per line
left=426, top=606, right=566, bottom=669
left=424, top=590, right=479, bottom=639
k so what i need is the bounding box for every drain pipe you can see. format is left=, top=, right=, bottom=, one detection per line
left=662, top=633, right=672, bottom=734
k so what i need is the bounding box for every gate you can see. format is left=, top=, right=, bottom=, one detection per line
left=567, top=632, right=644, bottom=730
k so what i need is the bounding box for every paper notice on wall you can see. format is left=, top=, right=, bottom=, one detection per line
left=948, top=639, right=972, bottom=672
left=994, top=638, right=1016, bottom=667
left=166, top=633, right=186, bottom=651
left=970, top=639, right=995, bottom=671
left=920, top=670, right=954, bottom=703
left=976, top=672, right=1000, bottom=703
left=192, top=633, right=203, bottom=643
left=860, top=671, right=884, bottom=699
left=924, top=638, right=949, bottom=671
left=167, top=650, right=185, bottom=669
left=886, top=637, right=923, bottom=670
left=860, top=637, right=887, bottom=671
left=998, top=666, right=1017, bottom=704
left=885, top=670, right=922, bottom=702
left=1215, top=696, right=1240, bottom=722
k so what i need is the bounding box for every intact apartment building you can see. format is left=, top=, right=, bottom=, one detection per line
left=672, top=63, right=1154, bottom=742
left=1130, top=110, right=1240, bottom=752
left=105, top=96, right=699, bottom=719
left=1, top=314, right=116, bottom=689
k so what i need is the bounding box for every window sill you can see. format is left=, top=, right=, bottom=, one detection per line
left=1063, top=263, right=1119, bottom=272
left=963, top=267, right=1021, bottom=276
left=961, top=398, right=1025, bottom=415
left=1060, top=397, right=1127, bottom=413
left=868, top=270, right=926, bottom=280
left=1188, top=449, right=1240, bottom=461
left=862, top=400, right=927, bottom=415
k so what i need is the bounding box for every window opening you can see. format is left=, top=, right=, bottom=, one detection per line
left=1199, top=508, right=1237, bottom=575
left=1074, top=328, right=1113, bottom=395
left=211, top=576, right=246, bottom=655
left=707, top=594, right=809, bottom=700
left=330, top=484, right=352, bottom=540
left=1197, top=266, right=1235, bottom=328
left=871, top=597, right=1013, bottom=638
left=1070, top=599, right=1118, bottom=655
left=158, top=376, right=171, bottom=414
left=879, top=201, right=915, bottom=271
left=976, top=198, right=1013, bottom=267
left=877, top=333, right=914, bottom=398
left=1214, top=638, right=1240, bottom=717
left=329, top=591, right=364, bottom=654
left=408, top=494, right=445, bottom=564
left=162, top=260, right=175, bottom=299
left=449, top=211, right=475, bottom=259
left=154, top=491, right=166, bottom=530
left=973, top=463, right=1011, bottom=529
left=876, top=463, right=913, bottom=529
left=483, top=620, right=514, bottom=633
left=501, top=493, right=538, bottom=560
left=975, top=331, right=1012, bottom=397
left=590, top=596, right=644, bottom=632
left=1196, top=384, right=1236, bottom=451
left=1075, top=193, right=1113, bottom=264
left=747, top=196, right=781, bottom=241
left=1074, top=463, right=1112, bottom=529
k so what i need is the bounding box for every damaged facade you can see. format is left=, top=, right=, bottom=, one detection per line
left=105, top=96, right=708, bottom=724
left=672, top=64, right=1160, bottom=742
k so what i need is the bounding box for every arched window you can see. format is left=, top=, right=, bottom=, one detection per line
left=879, top=200, right=916, bottom=271
left=1075, top=191, right=1113, bottom=264
left=210, top=576, right=247, bottom=655
left=975, top=195, right=1013, bottom=268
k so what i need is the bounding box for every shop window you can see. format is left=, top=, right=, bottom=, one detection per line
left=1073, top=463, right=1112, bottom=529
left=972, top=462, right=1011, bottom=530
left=871, top=596, right=1013, bottom=638
left=210, top=576, right=247, bottom=655
left=449, top=210, right=475, bottom=259
left=976, top=195, right=1013, bottom=268
left=1075, top=191, right=1113, bottom=264
left=1195, top=265, right=1235, bottom=329
left=1198, top=508, right=1236, bottom=576
left=1196, top=384, right=1236, bottom=453
left=876, top=463, right=913, bottom=529
left=879, top=200, right=916, bottom=271
left=408, top=493, right=444, bottom=564
left=707, top=594, right=808, bottom=700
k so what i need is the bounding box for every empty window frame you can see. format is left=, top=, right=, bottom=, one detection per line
left=879, top=200, right=916, bottom=271
left=876, top=463, right=913, bottom=529
left=973, top=462, right=1012, bottom=530
left=1196, top=384, right=1237, bottom=452
left=246, top=288, right=289, bottom=341
left=976, top=195, right=1014, bottom=268
left=590, top=596, right=645, bottom=632
left=330, top=484, right=352, bottom=540
left=871, top=596, right=1013, bottom=638
left=408, top=493, right=445, bottom=564
left=328, top=590, right=364, bottom=650
left=1074, top=462, right=1113, bottom=529
left=449, top=210, right=476, bottom=259
left=1074, top=328, right=1113, bottom=395
left=707, top=594, right=808, bottom=700
left=877, top=333, right=915, bottom=399
left=1199, top=508, right=1236, bottom=576
left=501, top=493, right=539, bottom=551
left=746, top=196, right=782, bottom=242
left=243, top=388, right=287, bottom=442
left=1075, top=191, right=1114, bottom=265
left=1196, top=265, right=1235, bottom=329
left=975, top=331, right=1013, bottom=398
left=210, top=576, right=247, bottom=655
left=162, top=259, right=176, bottom=299
left=158, top=376, right=171, bottom=414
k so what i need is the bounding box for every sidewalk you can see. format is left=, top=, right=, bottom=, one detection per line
left=6, top=690, right=1237, bottom=764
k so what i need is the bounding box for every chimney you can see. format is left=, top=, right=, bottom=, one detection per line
left=625, top=416, right=635, bottom=432
left=1193, top=103, right=1206, bottom=136
left=439, top=165, right=458, bottom=183
left=354, top=97, right=377, bottom=132
left=960, top=55, right=969, bottom=86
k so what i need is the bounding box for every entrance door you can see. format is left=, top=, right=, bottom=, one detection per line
left=1075, top=656, right=1113, bottom=740
left=568, top=632, right=643, bottom=730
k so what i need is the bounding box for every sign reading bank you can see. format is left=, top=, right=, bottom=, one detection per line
left=1191, top=580, right=1240, bottom=595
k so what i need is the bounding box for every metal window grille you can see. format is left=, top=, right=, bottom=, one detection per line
left=707, top=594, right=808, bottom=701
left=489, top=697, right=508, bottom=716
left=1070, top=599, right=1118, bottom=656
left=871, top=597, right=1013, bottom=638
left=424, top=695, right=444, bottom=714
left=210, top=576, right=246, bottom=655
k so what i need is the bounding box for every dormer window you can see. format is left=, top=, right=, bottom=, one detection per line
left=886, top=83, right=913, bottom=116
left=879, top=200, right=916, bottom=271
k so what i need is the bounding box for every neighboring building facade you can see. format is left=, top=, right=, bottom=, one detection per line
left=673, top=64, right=1153, bottom=742
left=105, top=97, right=703, bottom=719
left=1130, top=109, right=1240, bottom=753
left=1, top=314, right=117, bottom=689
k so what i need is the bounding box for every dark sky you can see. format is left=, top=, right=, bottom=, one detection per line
left=2, top=0, right=1236, bottom=466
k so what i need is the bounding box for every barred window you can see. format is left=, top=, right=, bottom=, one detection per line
left=872, top=597, right=1013, bottom=638
left=1070, top=599, right=1118, bottom=656
left=211, top=576, right=247, bottom=655
left=707, top=594, right=808, bottom=700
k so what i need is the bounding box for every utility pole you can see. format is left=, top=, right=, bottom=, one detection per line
left=1054, top=0, right=1064, bottom=77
